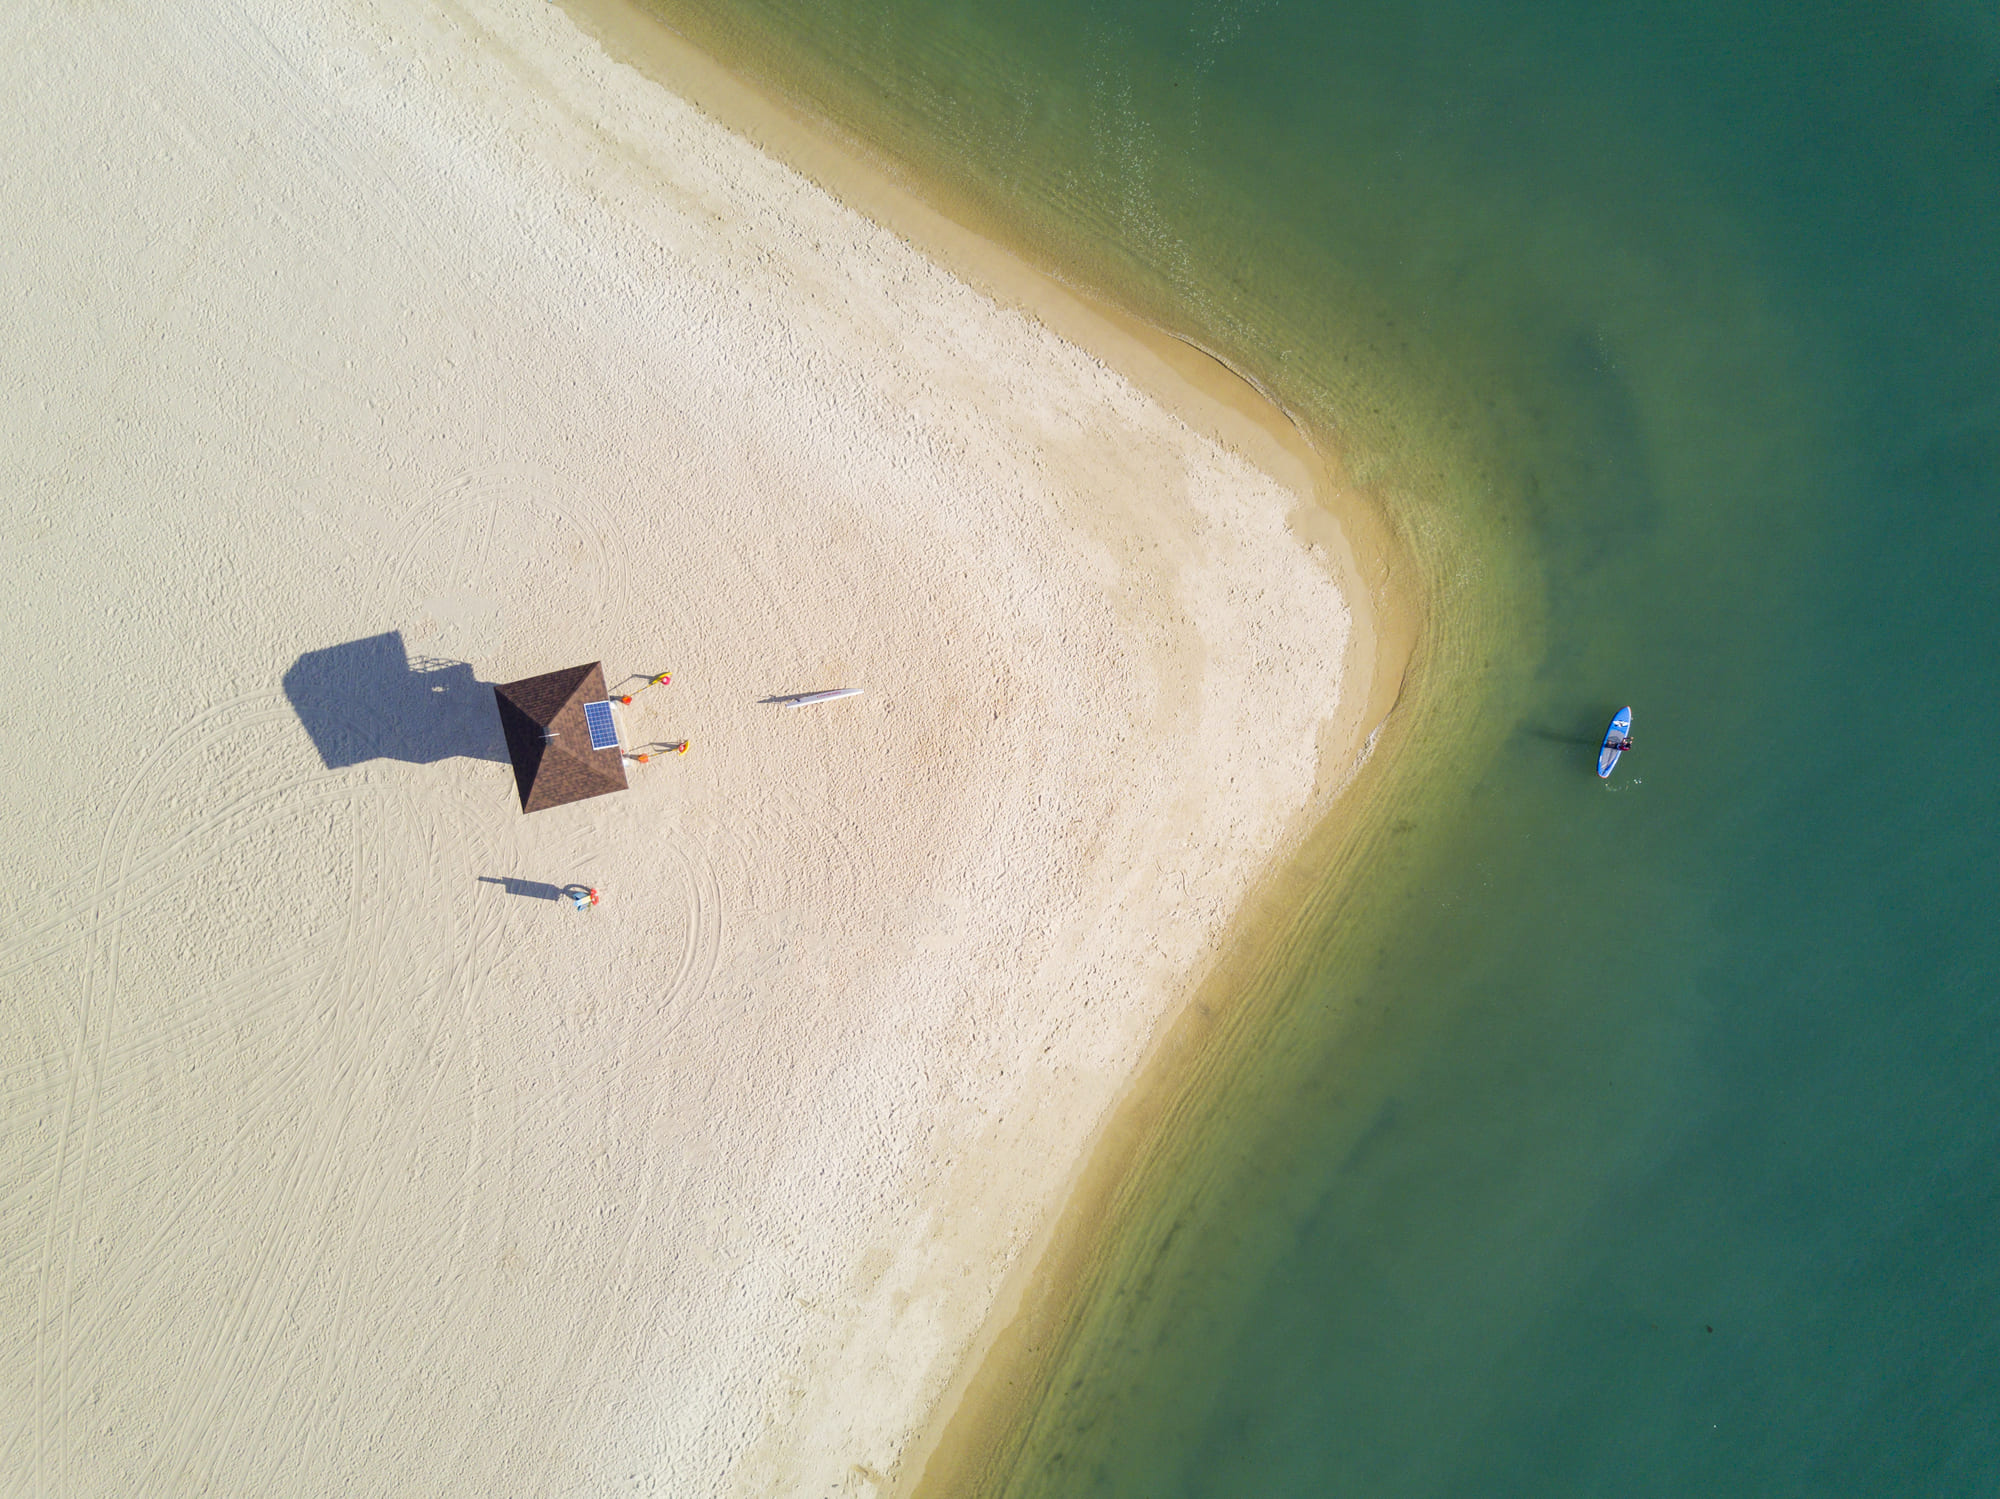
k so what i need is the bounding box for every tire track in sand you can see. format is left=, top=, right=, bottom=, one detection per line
left=32, top=689, right=358, bottom=1495
left=133, top=770, right=400, bottom=1492
left=381, top=465, right=616, bottom=625
left=226, top=815, right=511, bottom=1486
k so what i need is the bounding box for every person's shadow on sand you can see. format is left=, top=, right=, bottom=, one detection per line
left=476, top=876, right=564, bottom=901
left=284, top=630, right=508, bottom=768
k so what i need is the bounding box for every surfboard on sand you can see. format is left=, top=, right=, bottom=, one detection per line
left=1598, top=706, right=1632, bottom=778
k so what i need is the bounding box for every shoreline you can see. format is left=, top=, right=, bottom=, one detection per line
left=550, top=2, right=1430, bottom=1488
left=560, top=0, right=1420, bottom=782
left=2, top=1, right=1430, bottom=1491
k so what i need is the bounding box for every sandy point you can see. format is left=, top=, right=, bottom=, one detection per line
left=0, top=0, right=1379, bottom=1493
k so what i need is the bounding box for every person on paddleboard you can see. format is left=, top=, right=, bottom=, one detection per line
left=1611, top=735, right=1633, bottom=752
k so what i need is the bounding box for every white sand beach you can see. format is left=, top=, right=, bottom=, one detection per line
left=0, top=1, right=1367, bottom=1492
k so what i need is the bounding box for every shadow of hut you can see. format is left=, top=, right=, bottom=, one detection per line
left=283, top=630, right=508, bottom=768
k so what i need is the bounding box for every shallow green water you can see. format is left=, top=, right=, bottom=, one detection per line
left=648, top=0, right=2000, bottom=1491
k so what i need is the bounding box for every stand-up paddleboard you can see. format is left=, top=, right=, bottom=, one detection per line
left=1597, top=706, right=1632, bottom=778
left=785, top=688, right=863, bottom=708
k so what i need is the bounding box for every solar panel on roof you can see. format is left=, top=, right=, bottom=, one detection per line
left=582, top=700, right=619, bottom=751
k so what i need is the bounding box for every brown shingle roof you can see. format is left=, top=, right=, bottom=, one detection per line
left=492, top=662, right=629, bottom=813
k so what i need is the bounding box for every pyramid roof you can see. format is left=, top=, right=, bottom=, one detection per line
left=491, top=662, right=628, bottom=813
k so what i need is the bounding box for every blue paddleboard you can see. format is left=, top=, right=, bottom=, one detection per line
left=1597, top=706, right=1632, bottom=778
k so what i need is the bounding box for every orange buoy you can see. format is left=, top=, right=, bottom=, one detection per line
left=621, top=672, right=673, bottom=706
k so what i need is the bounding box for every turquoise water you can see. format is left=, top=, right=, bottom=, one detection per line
left=640, top=0, right=2000, bottom=1491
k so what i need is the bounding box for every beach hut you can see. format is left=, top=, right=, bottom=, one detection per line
left=492, top=662, right=629, bottom=813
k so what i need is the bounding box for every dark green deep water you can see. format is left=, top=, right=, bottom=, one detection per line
left=646, top=1, right=2000, bottom=1492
